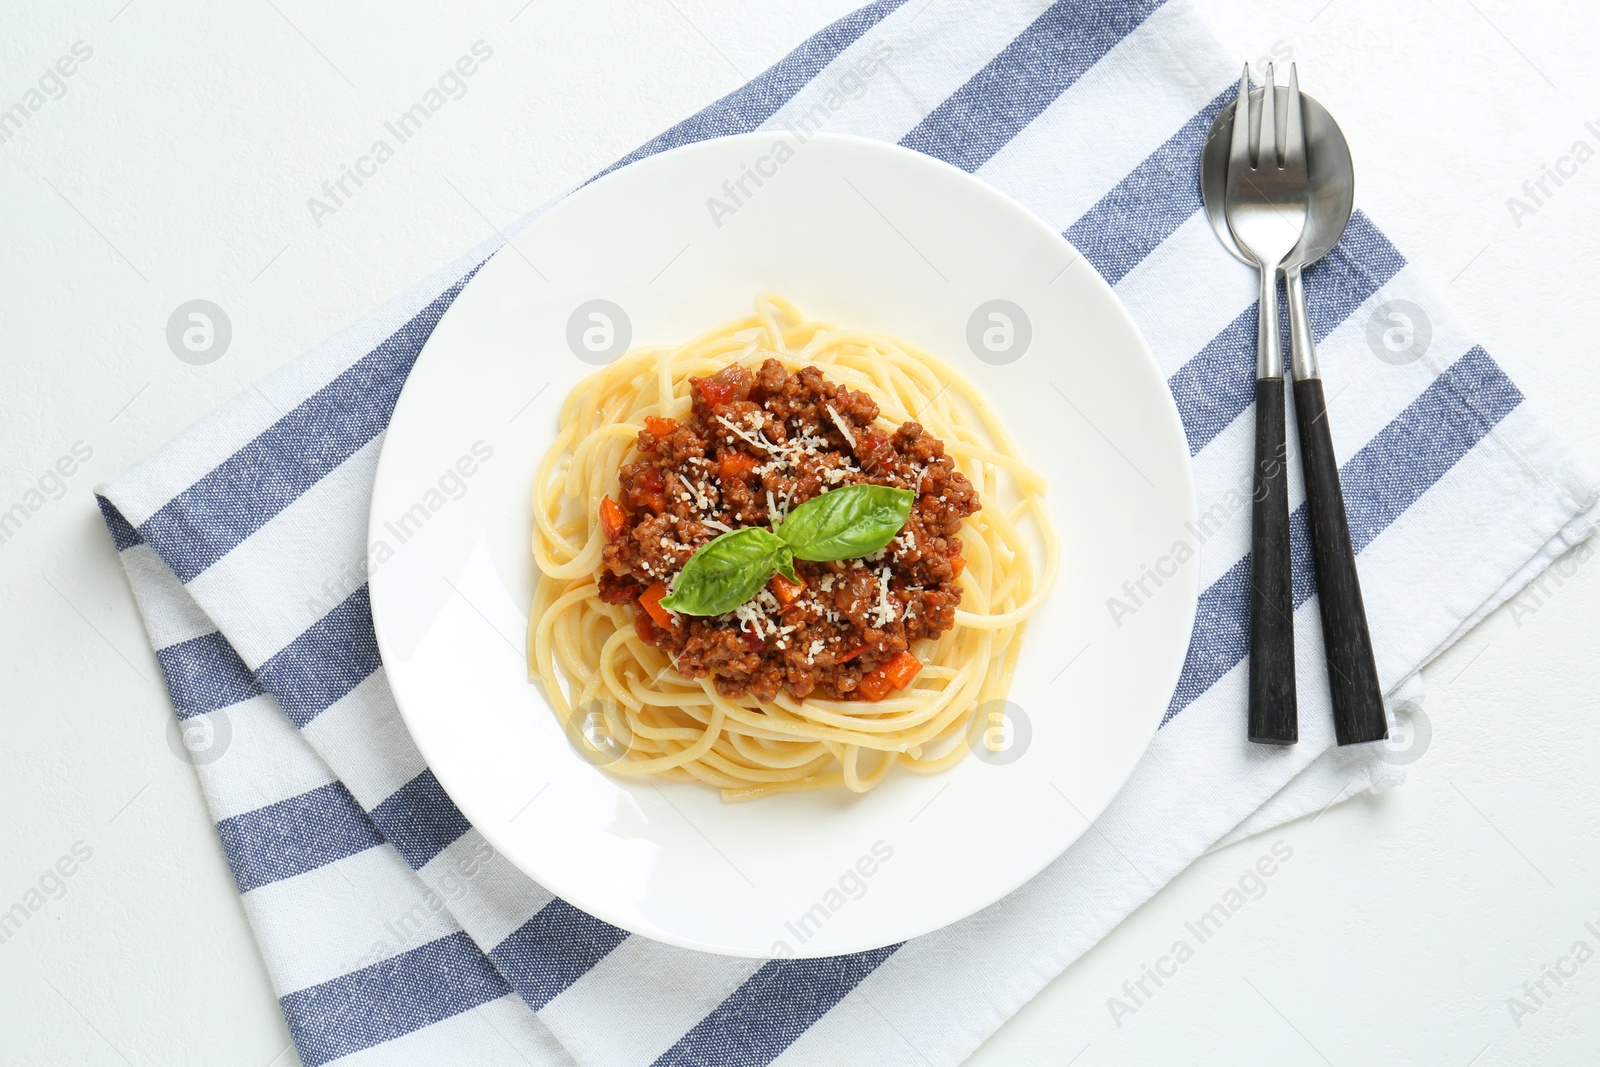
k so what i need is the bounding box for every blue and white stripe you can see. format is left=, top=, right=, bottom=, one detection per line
left=98, top=1, right=1598, bottom=1064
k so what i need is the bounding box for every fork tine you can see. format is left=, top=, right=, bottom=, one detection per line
left=1257, top=62, right=1278, bottom=168
left=1282, top=63, right=1306, bottom=171
left=1229, top=63, right=1252, bottom=173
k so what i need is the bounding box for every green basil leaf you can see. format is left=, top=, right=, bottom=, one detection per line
left=657, top=527, right=785, bottom=616
left=773, top=545, right=798, bottom=584
left=776, top=484, right=915, bottom=562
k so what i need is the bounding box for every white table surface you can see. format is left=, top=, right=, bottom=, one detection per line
left=2, top=1, right=1597, bottom=1064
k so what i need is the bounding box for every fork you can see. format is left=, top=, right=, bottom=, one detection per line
left=1224, top=62, right=1308, bottom=745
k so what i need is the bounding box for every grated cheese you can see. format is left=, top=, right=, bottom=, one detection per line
left=869, top=565, right=898, bottom=627
left=825, top=404, right=857, bottom=449
left=684, top=476, right=715, bottom=512
left=733, top=602, right=768, bottom=639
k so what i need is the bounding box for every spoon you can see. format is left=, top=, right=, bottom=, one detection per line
left=1201, top=85, right=1354, bottom=367
left=1201, top=83, right=1388, bottom=746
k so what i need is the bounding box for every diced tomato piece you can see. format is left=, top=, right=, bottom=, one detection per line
left=643, top=415, right=677, bottom=438
left=632, top=467, right=667, bottom=514
left=599, top=496, right=627, bottom=539
left=693, top=375, right=738, bottom=407
left=855, top=671, right=892, bottom=702
left=881, top=650, right=922, bottom=688
left=857, top=651, right=921, bottom=701
left=639, top=581, right=675, bottom=629
left=770, top=572, right=805, bottom=606
left=835, top=644, right=867, bottom=664
left=950, top=555, right=966, bottom=579
left=739, top=627, right=763, bottom=653
left=718, top=451, right=760, bottom=481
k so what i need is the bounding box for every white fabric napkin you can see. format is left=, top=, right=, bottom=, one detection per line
left=96, top=0, right=1599, bottom=1064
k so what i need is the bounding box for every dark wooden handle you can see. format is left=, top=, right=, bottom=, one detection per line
left=1249, top=376, right=1297, bottom=745
left=1292, top=377, right=1388, bottom=745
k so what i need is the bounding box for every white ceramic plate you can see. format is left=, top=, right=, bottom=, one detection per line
left=369, top=133, right=1197, bottom=958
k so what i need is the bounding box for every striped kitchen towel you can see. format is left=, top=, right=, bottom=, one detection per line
left=95, top=0, right=1599, bottom=1064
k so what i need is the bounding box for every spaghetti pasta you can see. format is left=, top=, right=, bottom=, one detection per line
left=528, top=294, right=1058, bottom=800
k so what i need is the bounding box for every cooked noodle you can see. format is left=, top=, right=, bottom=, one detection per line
left=528, top=294, right=1057, bottom=800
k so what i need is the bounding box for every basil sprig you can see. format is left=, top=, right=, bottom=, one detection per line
left=657, top=484, right=914, bottom=617
left=777, top=483, right=917, bottom=562
left=657, top=527, right=788, bottom=617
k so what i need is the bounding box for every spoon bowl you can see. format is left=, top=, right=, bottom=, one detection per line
left=1202, top=85, right=1354, bottom=270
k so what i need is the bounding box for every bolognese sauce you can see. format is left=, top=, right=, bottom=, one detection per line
left=597, top=358, right=978, bottom=703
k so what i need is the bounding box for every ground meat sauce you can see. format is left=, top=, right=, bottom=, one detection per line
left=598, top=359, right=979, bottom=703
